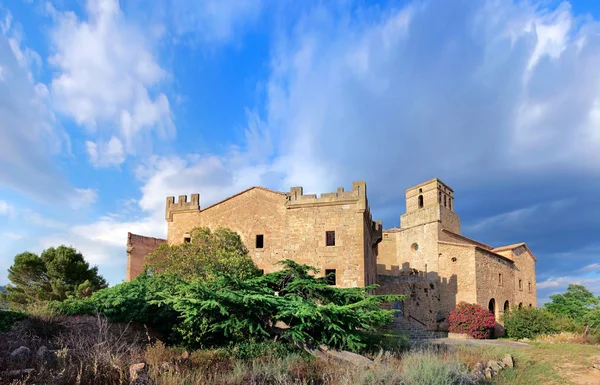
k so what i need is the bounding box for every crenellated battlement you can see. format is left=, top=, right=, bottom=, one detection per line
left=165, top=193, right=200, bottom=222
left=286, top=181, right=367, bottom=208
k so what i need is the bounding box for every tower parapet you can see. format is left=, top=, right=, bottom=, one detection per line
left=165, top=193, right=200, bottom=222
left=286, top=181, right=367, bottom=209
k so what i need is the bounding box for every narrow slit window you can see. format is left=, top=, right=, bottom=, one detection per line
left=325, top=269, right=336, bottom=285
left=418, top=195, right=424, bottom=208
left=528, top=282, right=531, bottom=292
left=256, top=234, right=264, bottom=249
left=519, top=279, right=523, bottom=290
left=326, top=231, right=335, bottom=246
left=444, top=195, right=447, bottom=207
left=498, top=273, right=503, bottom=286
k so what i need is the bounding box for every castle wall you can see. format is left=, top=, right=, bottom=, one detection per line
left=474, top=249, right=517, bottom=320
left=377, top=231, right=398, bottom=274
left=126, top=233, right=167, bottom=281
left=396, top=222, right=441, bottom=279
left=502, top=246, right=537, bottom=308
left=437, top=243, right=477, bottom=307
left=163, top=183, right=381, bottom=288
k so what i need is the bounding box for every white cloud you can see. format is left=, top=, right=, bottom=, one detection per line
left=147, top=0, right=264, bottom=44
left=0, top=8, right=72, bottom=202
left=47, top=0, right=174, bottom=165
left=254, top=0, right=600, bottom=204
left=72, top=188, right=99, bottom=208
left=2, top=232, right=23, bottom=240
left=25, top=211, right=67, bottom=229
left=0, top=200, right=14, bottom=217
left=86, top=137, right=125, bottom=168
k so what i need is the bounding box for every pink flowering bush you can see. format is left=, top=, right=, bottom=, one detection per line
left=448, top=302, right=496, bottom=339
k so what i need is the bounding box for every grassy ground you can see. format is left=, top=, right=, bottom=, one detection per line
left=481, top=342, right=600, bottom=385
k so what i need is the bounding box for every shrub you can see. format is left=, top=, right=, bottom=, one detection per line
left=0, top=309, right=27, bottom=332
left=502, top=307, right=557, bottom=339
left=448, top=302, right=495, bottom=339
left=145, top=226, right=262, bottom=281
left=54, top=260, right=404, bottom=352
left=401, top=349, right=474, bottom=385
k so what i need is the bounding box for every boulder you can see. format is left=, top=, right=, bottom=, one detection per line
left=10, top=346, right=31, bottom=359
left=502, top=354, right=514, bottom=368
left=7, top=368, right=35, bottom=377
left=488, top=360, right=503, bottom=372
left=484, top=367, right=494, bottom=380
left=37, top=346, right=57, bottom=363
left=129, top=362, right=155, bottom=385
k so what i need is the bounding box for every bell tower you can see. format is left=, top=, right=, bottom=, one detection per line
left=401, top=178, right=460, bottom=234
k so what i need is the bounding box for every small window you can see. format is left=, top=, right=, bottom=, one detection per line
left=528, top=282, right=531, bottom=292
left=451, top=257, right=457, bottom=262
left=418, top=195, right=424, bottom=208
left=411, top=243, right=419, bottom=251
left=443, top=195, right=447, bottom=207
left=184, top=236, right=191, bottom=243
left=438, top=191, right=442, bottom=203
left=326, top=231, right=335, bottom=246
left=449, top=198, right=452, bottom=210
left=419, top=188, right=422, bottom=193
left=498, top=273, right=503, bottom=286
left=256, top=234, right=264, bottom=249
left=519, top=279, right=523, bottom=291
left=325, top=269, right=336, bottom=285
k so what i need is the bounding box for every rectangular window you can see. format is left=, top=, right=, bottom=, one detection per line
left=326, top=231, right=335, bottom=246
left=528, top=282, right=531, bottom=292
left=256, top=234, right=264, bottom=249
left=498, top=273, right=503, bottom=286
left=519, top=279, right=523, bottom=290
left=184, top=236, right=191, bottom=243
left=325, top=269, right=336, bottom=285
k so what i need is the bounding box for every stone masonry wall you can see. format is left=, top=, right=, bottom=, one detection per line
left=163, top=183, right=381, bottom=288
left=474, top=249, right=517, bottom=320
left=126, top=233, right=167, bottom=281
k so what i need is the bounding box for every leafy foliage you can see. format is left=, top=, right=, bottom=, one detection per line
left=0, top=309, right=27, bottom=332
left=544, top=284, right=600, bottom=323
left=2, top=246, right=107, bottom=306
left=53, top=273, right=183, bottom=342
left=56, top=260, right=404, bottom=352
left=502, top=306, right=557, bottom=339
left=144, top=227, right=261, bottom=281
left=448, top=302, right=495, bottom=339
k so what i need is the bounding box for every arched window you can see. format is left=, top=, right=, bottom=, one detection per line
left=418, top=195, right=424, bottom=209
left=504, top=300, right=509, bottom=313
left=443, top=195, right=447, bottom=207
left=488, top=298, right=496, bottom=316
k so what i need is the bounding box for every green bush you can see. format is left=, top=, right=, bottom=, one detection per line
left=502, top=307, right=557, bottom=339
left=54, top=260, right=403, bottom=352
left=228, top=341, right=305, bottom=360
left=0, top=309, right=27, bottom=332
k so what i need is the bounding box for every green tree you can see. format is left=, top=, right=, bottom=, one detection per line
left=56, top=260, right=404, bottom=352
left=144, top=226, right=261, bottom=281
left=3, top=245, right=107, bottom=305
left=544, top=284, right=599, bottom=322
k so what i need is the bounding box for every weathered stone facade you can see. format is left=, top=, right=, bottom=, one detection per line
left=126, top=178, right=537, bottom=337
left=376, top=178, right=537, bottom=335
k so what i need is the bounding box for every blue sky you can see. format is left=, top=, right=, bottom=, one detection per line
left=1, top=0, right=599, bottom=305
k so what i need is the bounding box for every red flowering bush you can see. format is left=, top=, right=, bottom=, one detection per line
left=448, top=302, right=496, bottom=339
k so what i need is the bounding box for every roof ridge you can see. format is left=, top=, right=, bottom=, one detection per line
left=200, top=186, right=285, bottom=212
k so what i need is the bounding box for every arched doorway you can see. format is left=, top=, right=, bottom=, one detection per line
left=504, top=300, right=509, bottom=313
left=488, top=298, right=496, bottom=316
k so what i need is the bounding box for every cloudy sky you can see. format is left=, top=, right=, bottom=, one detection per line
left=1, top=0, right=599, bottom=304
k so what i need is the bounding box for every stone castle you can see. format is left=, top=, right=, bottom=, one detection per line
left=126, top=178, right=537, bottom=337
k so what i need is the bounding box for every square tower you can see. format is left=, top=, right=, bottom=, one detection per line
left=401, top=178, right=460, bottom=233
